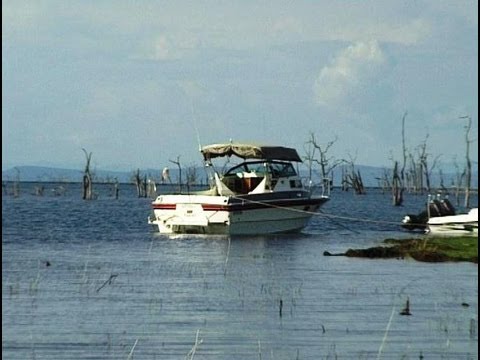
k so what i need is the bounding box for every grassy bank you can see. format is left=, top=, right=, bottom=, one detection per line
left=324, top=236, right=478, bottom=263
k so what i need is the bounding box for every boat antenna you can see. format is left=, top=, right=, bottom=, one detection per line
left=189, top=99, right=214, bottom=186
left=190, top=100, right=202, bottom=152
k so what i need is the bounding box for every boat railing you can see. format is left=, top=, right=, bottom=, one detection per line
left=304, top=177, right=331, bottom=197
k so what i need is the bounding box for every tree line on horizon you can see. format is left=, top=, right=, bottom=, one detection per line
left=2, top=113, right=476, bottom=208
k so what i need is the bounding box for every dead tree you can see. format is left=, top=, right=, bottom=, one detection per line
left=460, top=115, right=474, bottom=207
left=341, top=166, right=349, bottom=191
left=387, top=112, right=409, bottom=204
left=82, top=149, right=94, bottom=200
left=406, top=153, right=422, bottom=193
left=143, top=174, right=148, bottom=197
left=133, top=169, right=145, bottom=197
left=400, top=112, right=407, bottom=191
left=113, top=178, right=119, bottom=199
left=417, top=135, right=441, bottom=193
left=452, top=156, right=466, bottom=206
left=389, top=112, right=408, bottom=204
left=343, top=154, right=365, bottom=195
left=303, top=132, right=342, bottom=193
left=169, top=156, right=182, bottom=193
left=392, top=161, right=404, bottom=206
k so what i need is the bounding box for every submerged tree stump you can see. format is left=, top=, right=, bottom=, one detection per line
left=82, top=149, right=94, bottom=200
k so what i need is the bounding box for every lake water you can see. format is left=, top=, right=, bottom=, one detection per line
left=2, top=183, right=478, bottom=359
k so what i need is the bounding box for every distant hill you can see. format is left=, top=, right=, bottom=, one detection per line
left=2, top=164, right=477, bottom=189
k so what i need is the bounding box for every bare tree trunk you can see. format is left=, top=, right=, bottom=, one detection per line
left=418, top=135, right=440, bottom=194
left=353, top=170, right=365, bottom=194
left=400, top=112, right=407, bottom=188
left=341, top=166, right=349, bottom=191
left=452, top=158, right=465, bottom=206
left=142, top=174, right=148, bottom=198
left=134, top=169, right=143, bottom=197
left=82, top=149, right=94, bottom=200
left=343, top=155, right=366, bottom=195
left=392, top=161, right=404, bottom=206
left=460, top=115, right=473, bottom=208
left=113, top=178, right=119, bottom=199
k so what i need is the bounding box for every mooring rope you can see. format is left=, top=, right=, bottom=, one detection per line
left=230, top=195, right=423, bottom=228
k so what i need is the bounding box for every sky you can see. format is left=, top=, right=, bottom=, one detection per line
left=2, top=0, right=478, bottom=172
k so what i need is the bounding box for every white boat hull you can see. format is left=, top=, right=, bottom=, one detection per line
left=149, top=193, right=328, bottom=235
left=427, top=223, right=478, bottom=236
left=426, top=208, right=478, bottom=236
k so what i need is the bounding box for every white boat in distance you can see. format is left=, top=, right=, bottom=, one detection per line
left=148, top=143, right=329, bottom=235
left=427, top=207, right=478, bottom=236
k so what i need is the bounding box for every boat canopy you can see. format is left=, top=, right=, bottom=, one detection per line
left=201, top=143, right=302, bottom=162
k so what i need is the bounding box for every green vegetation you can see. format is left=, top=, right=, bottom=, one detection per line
left=324, top=236, right=478, bottom=263
left=385, top=236, right=478, bottom=263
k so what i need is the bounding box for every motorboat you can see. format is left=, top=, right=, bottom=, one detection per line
left=427, top=207, right=478, bottom=236
left=401, top=196, right=456, bottom=231
left=148, top=142, right=330, bottom=235
left=401, top=194, right=478, bottom=236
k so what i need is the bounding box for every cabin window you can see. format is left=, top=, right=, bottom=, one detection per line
left=269, top=162, right=297, bottom=178
left=222, top=161, right=297, bottom=193
left=224, top=161, right=296, bottom=178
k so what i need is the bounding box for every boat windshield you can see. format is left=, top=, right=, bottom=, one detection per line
left=224, top=161, right=297, bottom=178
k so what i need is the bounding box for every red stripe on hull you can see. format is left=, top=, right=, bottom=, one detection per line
left=153, top=198, right=327, bottom=212
left=152, top=204, right=177, bottom=210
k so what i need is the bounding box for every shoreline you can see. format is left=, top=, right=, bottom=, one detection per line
left=324, top=236, right=478, bottom=263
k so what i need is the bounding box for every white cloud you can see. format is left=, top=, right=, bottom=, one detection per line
left=313, top=40, right=386, bottom=107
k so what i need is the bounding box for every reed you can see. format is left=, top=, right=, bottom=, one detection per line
left=186, top=329, right=203, bottom=360
left=126, top=338, right=139, bottom=360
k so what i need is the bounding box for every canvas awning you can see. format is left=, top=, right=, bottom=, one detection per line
left=201, top=143, right=302, bottom=162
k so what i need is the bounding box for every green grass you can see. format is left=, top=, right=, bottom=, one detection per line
left=421, top=236, right=478, bottom=261
left=326, top=236, right=478, bottom=263
left=383, top=236, right=478, bottom=263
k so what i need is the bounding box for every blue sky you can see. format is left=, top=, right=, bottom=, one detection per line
left=2, top=1, right=478, bottom=172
